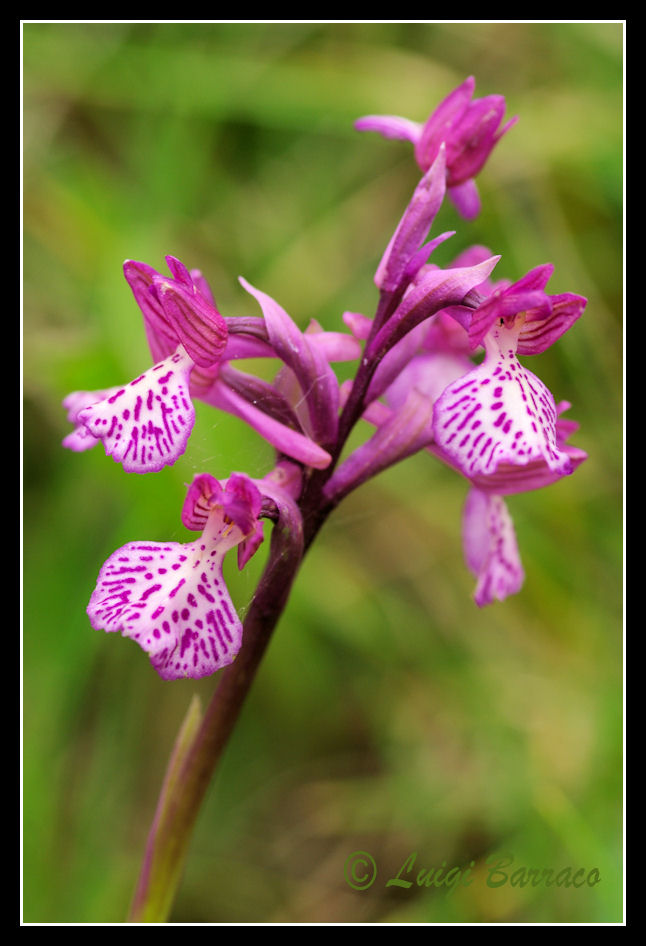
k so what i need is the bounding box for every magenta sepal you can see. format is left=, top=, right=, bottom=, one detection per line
left=415, top=78, right=517, bottom=185
left=465, top=264, right=586, bottom=354
left=239, top=277, right=340, bottom=447
left=87, top=474, right=264, bottom=680
left=414, top=76, right=477, bottom=172
left=124, top=256, right=228, bottom=368
left=462, top=488, right=524, bottom=606
left=467, top=263, right=554, bottom=349
left=151, top=272, right=227, bottom=368
left=123, top=259, right=178, bottom=363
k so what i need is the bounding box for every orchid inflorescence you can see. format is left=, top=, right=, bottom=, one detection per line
left=63, top=76, right=587, bottom=681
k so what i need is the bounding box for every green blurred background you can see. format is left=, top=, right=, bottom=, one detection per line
left=23, top=22, right=623, bottom=923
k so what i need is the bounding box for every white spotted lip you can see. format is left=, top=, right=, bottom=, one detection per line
left=432, top=331, right=573, bottom=480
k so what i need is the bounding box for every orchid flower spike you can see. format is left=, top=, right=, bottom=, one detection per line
left=355, top=76, right=517, bottom=219
left=87, top=473, right=264, bottom=680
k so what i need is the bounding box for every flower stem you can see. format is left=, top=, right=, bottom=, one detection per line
left=128, top=498, right=304, bottom=923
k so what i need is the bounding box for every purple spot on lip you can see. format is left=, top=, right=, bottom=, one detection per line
left=140, top=583, right=162, bottom=601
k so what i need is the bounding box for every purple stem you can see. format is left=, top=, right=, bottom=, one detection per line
left=128, top=495, right=304, bottom=922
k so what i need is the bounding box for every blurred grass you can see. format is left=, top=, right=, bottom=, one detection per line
left=23, top=22, right=623, bottom=923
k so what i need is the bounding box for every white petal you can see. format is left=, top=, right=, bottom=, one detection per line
left=88, top=536, right=242, bottom=680
left=77, top=347, right=194, bottom=473
left=433, top=329, right=572, bottom=480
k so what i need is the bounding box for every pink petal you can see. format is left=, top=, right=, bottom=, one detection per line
left=517, top=293, right=587, bottom=355
left=448, top=179, right=481, bottom=220
left=354, top=114, right=423, bottom=143
left=221, top=471, right=263, bottom=535
left=463, top=488, right=524, bottom=606
left=237, top=519, right=264, bottom=570
left=182, top=473, right=223, bottom=531
left=304, top=322, right=362, bottom=362
left=238, top=277, right=339, bottom=446
left=181, top=473, right=264, bottom=570
left=77, top=347, right=195, bottom=473
left=342, top=311, right=373, bottom=341
left=468, top=287, right=551, bottom=350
